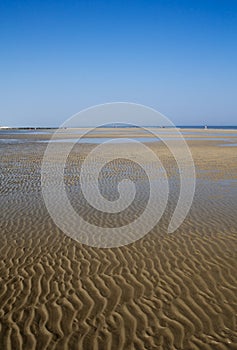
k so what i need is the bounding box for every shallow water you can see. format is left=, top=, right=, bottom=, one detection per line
left=25, top=137, right=237, bottom=143
left=220, top=143, right=237, bottom=147
left=1, top=136, right=237, bottom=145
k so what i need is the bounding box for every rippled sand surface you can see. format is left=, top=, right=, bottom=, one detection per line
left=0, top=130, right=237, bottom=349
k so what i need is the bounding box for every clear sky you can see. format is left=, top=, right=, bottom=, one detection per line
left=0, top=0, right=237, bottom=127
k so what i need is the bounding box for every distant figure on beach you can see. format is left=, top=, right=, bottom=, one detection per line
left=204, top=125, right=208, bottom=130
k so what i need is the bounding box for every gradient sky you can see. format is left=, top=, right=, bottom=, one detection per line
left=0, top=0, right=237, bottom=127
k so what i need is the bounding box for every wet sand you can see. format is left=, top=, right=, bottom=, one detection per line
left=0, top=130, right=237, bottom=349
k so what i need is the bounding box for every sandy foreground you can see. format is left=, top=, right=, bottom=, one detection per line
left=0, top=129, right=237, bottom=349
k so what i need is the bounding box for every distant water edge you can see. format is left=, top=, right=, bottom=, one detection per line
left=1, top=125, right=237, bottom=130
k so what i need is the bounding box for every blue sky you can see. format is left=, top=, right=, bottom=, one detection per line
left=0, top=0, right=237, bottom=127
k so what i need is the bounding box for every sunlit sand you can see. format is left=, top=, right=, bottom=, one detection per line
left=0, top=129, right=237, bottom=348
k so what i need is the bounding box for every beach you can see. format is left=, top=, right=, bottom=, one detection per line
left=0, top=129, right=237, bottom=349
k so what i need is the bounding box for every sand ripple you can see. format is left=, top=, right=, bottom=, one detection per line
left=0, top=140, right=237, bottom=349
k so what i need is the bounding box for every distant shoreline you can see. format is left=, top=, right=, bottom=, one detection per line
left=1, top=125, right=237, bottom=130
